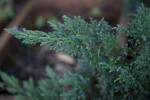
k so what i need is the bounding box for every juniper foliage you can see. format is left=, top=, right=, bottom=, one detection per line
left=0, top=66, right=62, bottom=100
left=0, top=5, right=150, bottom=100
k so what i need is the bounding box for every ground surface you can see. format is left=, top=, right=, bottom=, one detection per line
left=0, top=95, right=14, bottom=100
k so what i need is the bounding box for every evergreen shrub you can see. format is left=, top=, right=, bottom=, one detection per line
left=0, top=4, right=150, bottom=100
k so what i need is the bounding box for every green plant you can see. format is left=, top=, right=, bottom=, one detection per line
left=0, top=4, right=150, bottom=100
left=0, top=66, right=62, bottom=100
left=123, top=0, right=150, bottom=12
left=0, top=0, right=14, bottom=20
left=35, top=16, right=58, bottom=29
left=90, top=7, right=101, bottom=17
left=35, top=16, right=45, bottom=28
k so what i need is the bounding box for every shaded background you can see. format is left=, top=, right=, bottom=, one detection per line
left=0, top=0, right=149, bottom=99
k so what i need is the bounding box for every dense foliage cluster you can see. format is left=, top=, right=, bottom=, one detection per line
left=0, top=5, right=150, bottom=100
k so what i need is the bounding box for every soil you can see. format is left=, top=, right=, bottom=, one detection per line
left=0, top=95, right=14, bottom=100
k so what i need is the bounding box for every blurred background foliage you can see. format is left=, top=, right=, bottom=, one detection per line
left=0, top=0, right=14, bottom=20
